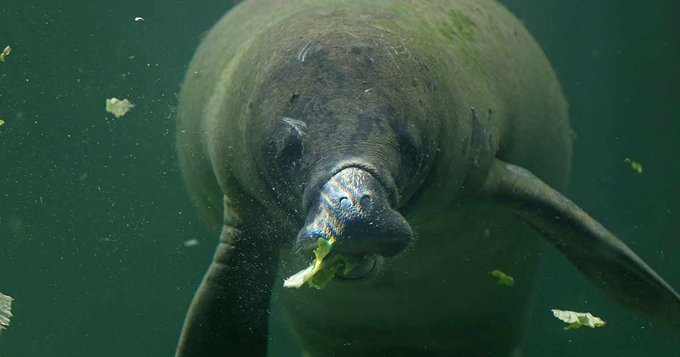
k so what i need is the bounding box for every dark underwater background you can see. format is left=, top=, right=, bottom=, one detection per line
left=0, top=0, right=678, bottom=356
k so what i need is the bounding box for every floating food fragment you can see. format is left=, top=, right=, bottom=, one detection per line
left=284, top=237, right=362, bottom=290
left=551, top=309, right=606, bottom=330
left=105, top=98, right=134, bottom=118
left=0, top=46, right=10, bottom=62
left=183, top=239, right=200, bottom=247
left=490, top=269, right=515, bottom=286
left=284, top=238, right=333, bottom=289
left=284, top=262, right=318, bottom=288
left=623, top=158, right=642, bottom=174
left=0, top=292, right=13, bottom=334
left=0, top=119, right=5, bottom=127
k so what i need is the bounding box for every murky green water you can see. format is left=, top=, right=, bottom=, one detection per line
left=1, top=1, right=677, bottom=356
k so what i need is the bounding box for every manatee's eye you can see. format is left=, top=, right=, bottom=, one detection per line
left=275, top=131, right=304, bottom=170
left=397, top=133, right=419, bottom=166
left=394, top=133, right=422, bottom=186
left=267, top=117, right=307, bottom=175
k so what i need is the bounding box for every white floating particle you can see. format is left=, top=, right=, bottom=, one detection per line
left=105, top=98, right=134, bottom=118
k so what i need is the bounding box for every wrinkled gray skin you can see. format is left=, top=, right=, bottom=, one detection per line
left=175, top=0, right=680, bottom=356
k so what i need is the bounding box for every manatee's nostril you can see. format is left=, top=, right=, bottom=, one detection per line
left=339, top=196, right=351, bottom=207
left=360, top=194, right=372, bottom=209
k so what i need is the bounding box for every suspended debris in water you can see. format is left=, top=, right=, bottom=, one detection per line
left=105, top=98, right=135, bottom=118
left=183, top=239, right=200, bottom=247
left=623, top=158, right=643, bottom=174
left=284, top=237, right=362, bottom=290
left=0, top=292, right=13, bottom=334
left=551, top=309, right=606, bottom=330
left=490, top=269, right=515, bottom=287
left=0, top=46, right=11, bottom=62
left=0, top=119, right=5, bottom=127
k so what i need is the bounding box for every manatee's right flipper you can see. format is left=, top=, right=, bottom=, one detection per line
left=483, top=159, right=680, bottom=328
left=175, top=203, right=279, bottom=356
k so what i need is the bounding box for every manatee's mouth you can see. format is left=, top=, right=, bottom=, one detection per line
left=335, top=254, right=380, bottom=281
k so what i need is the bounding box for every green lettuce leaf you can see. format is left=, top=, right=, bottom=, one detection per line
left=551, top=309, right=606, bottom=330
left=0, top=292, right=13, bottom=334
left=284, top=238, right=363, bottom=290
left=490, top=269, right=515, bottom=286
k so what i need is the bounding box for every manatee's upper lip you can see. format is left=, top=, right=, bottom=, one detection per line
left=301, top=161, right=399, bottom=213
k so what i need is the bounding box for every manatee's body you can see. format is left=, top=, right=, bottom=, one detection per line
left=175, top=1, right=679, bottom=356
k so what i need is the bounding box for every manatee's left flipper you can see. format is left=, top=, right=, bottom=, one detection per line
left=175, top=224, right=280, bottom=357
left=483, top=159, right=680, bottom=328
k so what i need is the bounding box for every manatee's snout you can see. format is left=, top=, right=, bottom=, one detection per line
left=296, top=167, right=413, bottom=258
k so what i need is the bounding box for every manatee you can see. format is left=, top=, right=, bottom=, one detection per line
left=175, top=0, right=680, bottom=355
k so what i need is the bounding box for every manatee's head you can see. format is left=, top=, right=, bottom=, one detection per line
left=271, top=107, right=422, bottom=276
left=245, top=30, right=443, bottom=277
